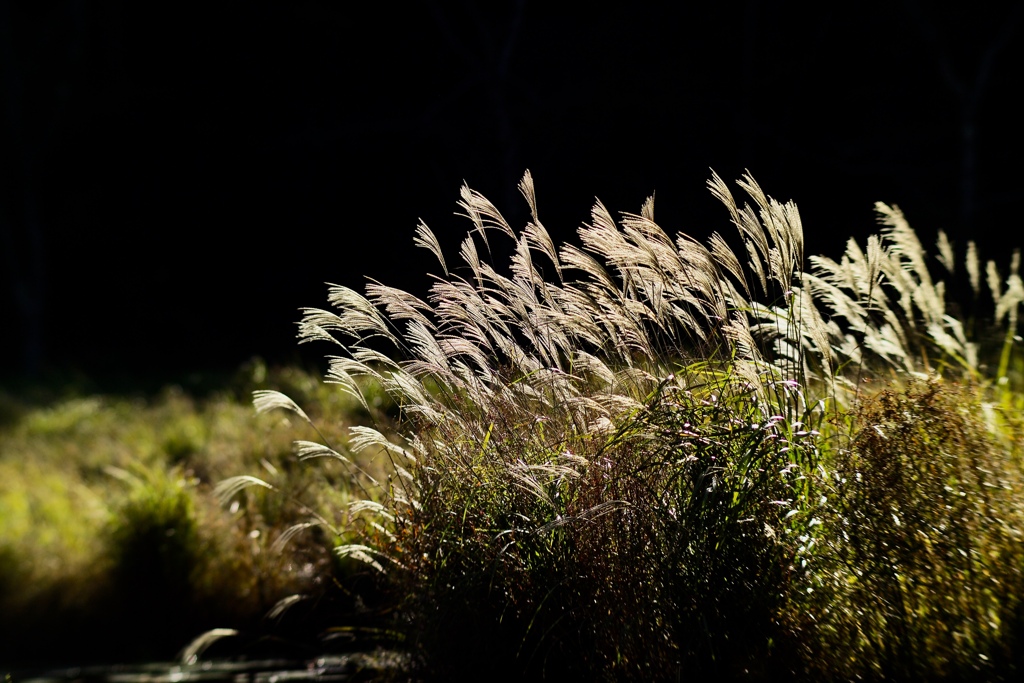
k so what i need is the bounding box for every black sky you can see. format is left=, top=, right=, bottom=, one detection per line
left=2, top=1, right=1022, bottom=384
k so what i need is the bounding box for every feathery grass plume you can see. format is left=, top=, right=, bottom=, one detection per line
left=293, top=440, right=349, bottom=463
left=252, top=390, right=311, bottom=424
left=936, top=229, right=955, bottom=274
left=213, top=474, right=275, bottom=506
left=412, top=221, right=448, bottom=276
left=967, top=240, right=981, bottom=296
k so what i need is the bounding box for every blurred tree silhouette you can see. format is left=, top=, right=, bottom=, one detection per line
left=0, top=1, right=1021, bottom=382
left=1, top=0, right=82, bottom=375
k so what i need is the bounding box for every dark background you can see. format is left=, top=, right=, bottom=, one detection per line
left=2, top=1, right=1022, bottom=386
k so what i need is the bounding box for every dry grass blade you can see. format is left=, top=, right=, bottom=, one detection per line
left=271, top=521, right=323, bottom=554
left=265, top=594, right=308, bottom=620
left=177, top=629, right=239, bottom=666
left=335, top=544, right=389, bottom=573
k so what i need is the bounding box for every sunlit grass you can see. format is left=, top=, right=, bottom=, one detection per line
left=0, top=364, right=387, bottom=666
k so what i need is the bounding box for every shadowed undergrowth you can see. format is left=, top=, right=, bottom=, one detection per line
left=0, top=364, right=387, bottom=667
left=790, top=381, right=1024, bottom=680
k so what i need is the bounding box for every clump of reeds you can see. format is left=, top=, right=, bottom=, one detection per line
left=261, top=171, right=1024, bottom=680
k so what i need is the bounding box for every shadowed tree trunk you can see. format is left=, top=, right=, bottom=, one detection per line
left=1, top=0, right=92, bottom=377
left=903, top=0, right=1023, bottom=233
left=1, top=0, right=47, bottom=376
left=425, top=0, right=528, bottom=219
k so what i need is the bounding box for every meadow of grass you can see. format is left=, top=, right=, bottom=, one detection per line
left=241, top=171, right=1024, bottom=681
left=0, top=363, right=398, bottom=668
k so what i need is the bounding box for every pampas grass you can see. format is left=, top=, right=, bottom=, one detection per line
left=257, top=171, right=1024, bottom=680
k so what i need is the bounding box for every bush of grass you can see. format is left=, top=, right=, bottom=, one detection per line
left=256, top=172, right=1024, bottom=680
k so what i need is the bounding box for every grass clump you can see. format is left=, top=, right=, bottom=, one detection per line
left=103, top=463, right=203, bottom=655
left=256, top=171, right=1024, bottom=680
